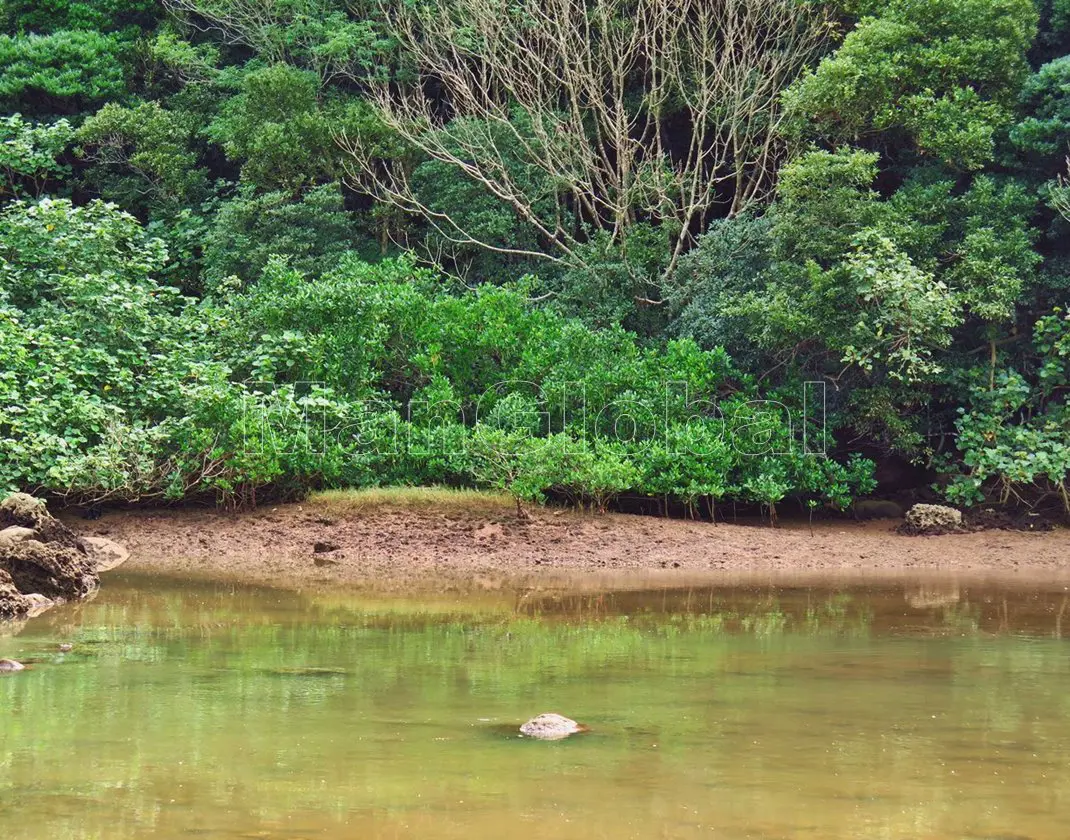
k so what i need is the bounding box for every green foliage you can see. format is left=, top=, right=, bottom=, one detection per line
left=0, top=31, right=127, bottom=115
left=945, top=310, right=1070, bottom=512
left=518, top=434, right=640, bottom=514
left=139, top=29, right=221, bottom=96
left=554, top=223, right=670, bottom=333
left=667, top=215, right=773, bottom=361
left=756, top=152, right=1040, bottom=348
left=0, top=195, right=877, bottom=512
left=839, top=231, right=961, bottom=382
left=638, top=422, right=731, bottom=518
left=206, top=63, right=368, bottom=191
left=1011, top=55, right=1070, bottom=172
left=3, top=0, right=160, bottom=34
left=166, top=0, right=393, bottom=82
left=409, top=153, right=549, bottom=284
left=211, top=253, right=876, bottom=514
left=674, top=144, right=1045, bottom=458
left=0, top=0, right=1063, bottom=520
left=0, top=197, right=167, bottom=302
left=202, top=182, right=363, bottom=287
left=942, top=177, right=1041, bottom=322
left=0, top=113, right=73, bottom=198
left=397, top=108, right=579, bottom=283
left=784, top=0, right=1038, bottom=168
left=771, top=148, right=881, bottom=267
left=77, top=100, right=207, bottom=212
left=1035, top=0, right=1070, bottom=60
left=0, top=198, right=382, bottom=503
left=468, top=394, right=544, bottom=512
left=875, top=174, right=1040, bottom=323
left=0, top=198, right=190, bottom=494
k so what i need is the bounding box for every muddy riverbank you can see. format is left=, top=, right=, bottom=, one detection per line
left=62, top=493, right=1070, bottom=590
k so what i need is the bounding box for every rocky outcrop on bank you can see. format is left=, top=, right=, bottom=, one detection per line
left=0, top=493, right=126, bottom=620
left=899, top=503, right=965, bottom=536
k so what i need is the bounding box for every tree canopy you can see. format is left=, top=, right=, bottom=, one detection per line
left=0, top=0, right=1066, bottom=518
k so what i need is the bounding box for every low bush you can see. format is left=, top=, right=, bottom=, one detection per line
left=0, top=198, right=876, bottom=516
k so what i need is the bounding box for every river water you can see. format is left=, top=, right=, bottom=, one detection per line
left=2, top=572, right=1069, bottom=839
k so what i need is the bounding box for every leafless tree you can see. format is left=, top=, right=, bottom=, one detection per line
left=340, top=0, right=833, bottom=281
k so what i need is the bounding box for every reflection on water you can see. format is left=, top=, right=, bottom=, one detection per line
left=2, top=572, right=1070, bottom=839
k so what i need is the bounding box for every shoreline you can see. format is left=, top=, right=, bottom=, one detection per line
left=65, top=493, right=1070, bottom=592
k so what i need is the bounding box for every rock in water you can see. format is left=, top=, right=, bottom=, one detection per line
left=0, top=659, right=25, bottom=673
left=0, top=493, right=107, bottom=621
left=80, top=537, right=130, bottom=572
left=21, top=593, right=55, bottom=617
left=0, top=568, right=33, bottom=619
left=519, top=713, right=587, bottom=740
left=4, top=539, right=97, bottom=602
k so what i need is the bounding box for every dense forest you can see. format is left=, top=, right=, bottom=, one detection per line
left=0, top=0, right=1067, bottom=519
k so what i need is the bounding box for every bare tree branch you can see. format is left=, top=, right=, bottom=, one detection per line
left=1052, top=155, right=1070, bottom=223
left=341, top=0, right=832, bottom=279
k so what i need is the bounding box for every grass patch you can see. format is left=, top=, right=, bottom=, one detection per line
left=310, top=486, right=514, bottom=514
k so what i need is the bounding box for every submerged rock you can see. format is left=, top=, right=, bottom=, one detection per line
left=22, top=593, right=56, bottom=617
left=0, top=658, right=25, bottom=673
left=263, top=666, right=347, bottom=678
left=80, top=536, right=130, bottom=572
left=905, top=584, right=961, bottom=609
left=519, top=713, right=588, bottom=740
left=0, top=493, right=107, bottom=621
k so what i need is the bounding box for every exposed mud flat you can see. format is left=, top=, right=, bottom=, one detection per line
left=63, top=498, right=1070, bottom=592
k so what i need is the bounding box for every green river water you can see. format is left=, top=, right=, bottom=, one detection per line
left=2, top=572, right=1070, bottom=839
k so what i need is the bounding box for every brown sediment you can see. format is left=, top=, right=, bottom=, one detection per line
left=63, top=498, right=1070, bottom=592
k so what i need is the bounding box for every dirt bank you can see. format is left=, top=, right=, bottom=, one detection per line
left=63, top=495, right=1070, bottom=591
